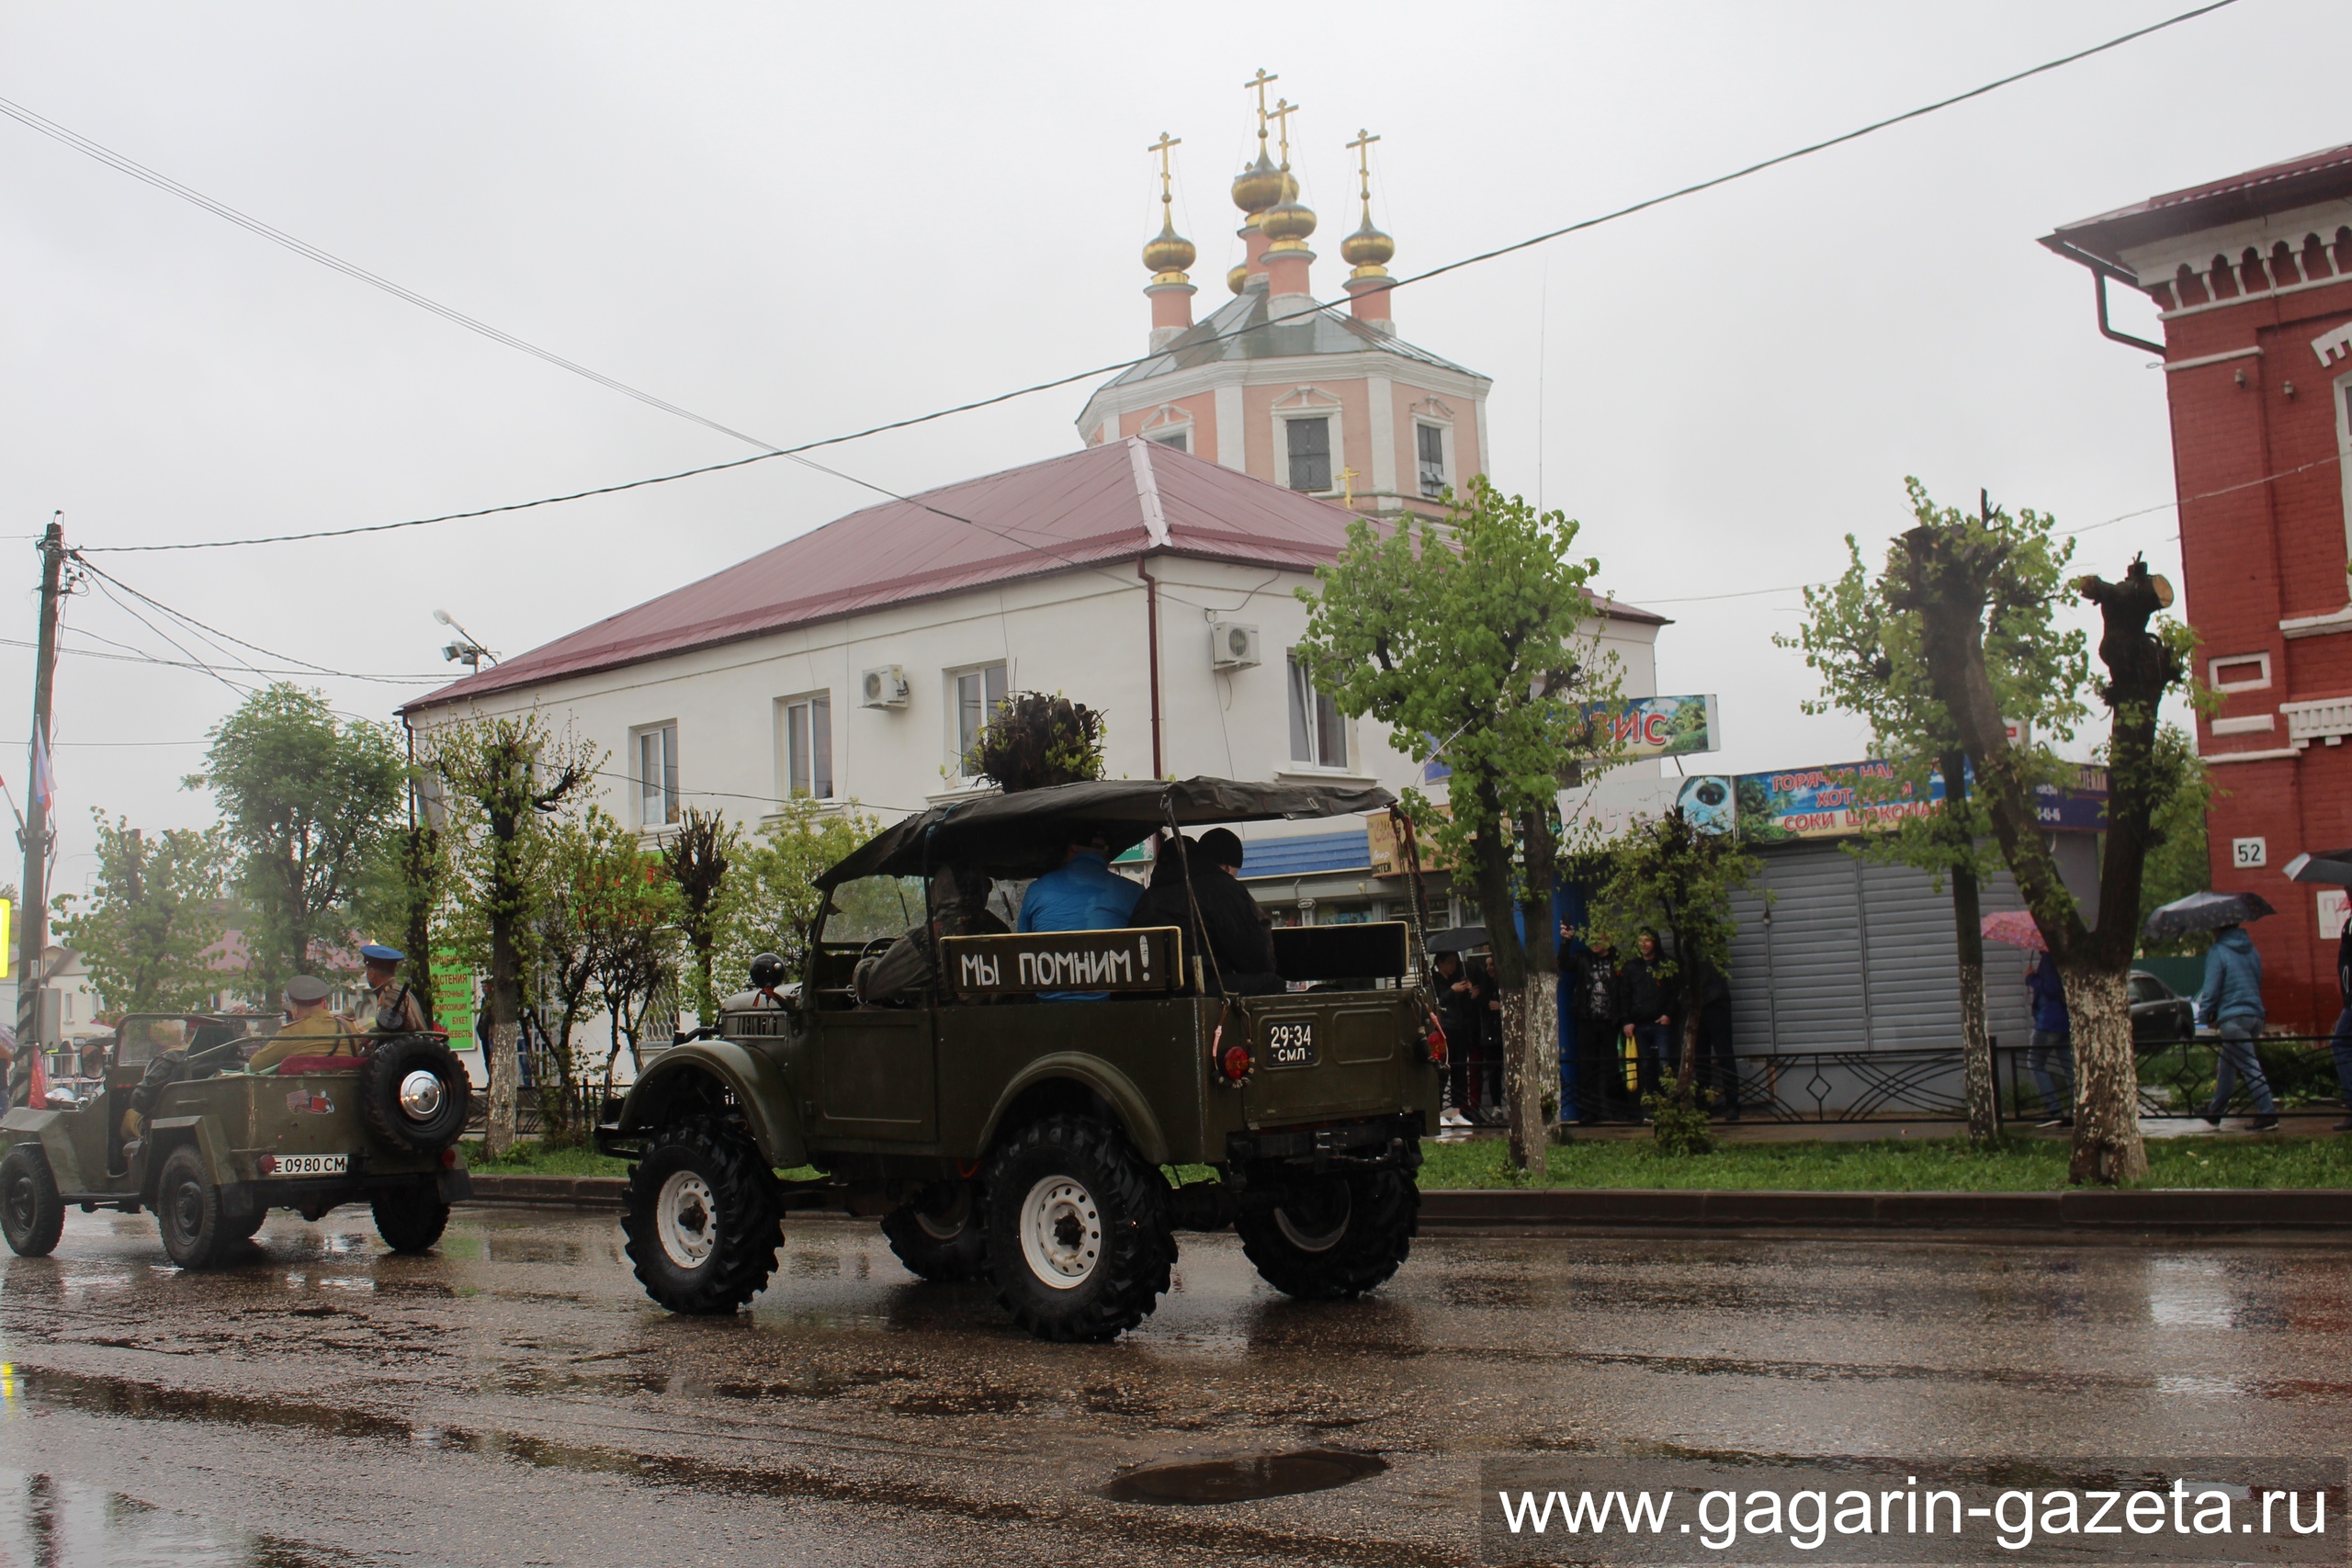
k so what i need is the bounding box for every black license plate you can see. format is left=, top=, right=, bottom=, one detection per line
left=1264, top=1021, right=1317, bottom=1068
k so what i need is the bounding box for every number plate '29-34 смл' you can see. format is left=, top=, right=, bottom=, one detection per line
left=1265, top=1021, right=1317, bottom=1068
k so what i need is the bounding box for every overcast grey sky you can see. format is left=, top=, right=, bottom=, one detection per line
left=3, top=0, right=2341, bottom=896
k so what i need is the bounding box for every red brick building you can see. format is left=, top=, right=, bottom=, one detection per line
left=2045, top=147, right=2352, bottom=1032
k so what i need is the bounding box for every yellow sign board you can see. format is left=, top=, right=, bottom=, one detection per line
left=0, top=899, right=11, bottom=978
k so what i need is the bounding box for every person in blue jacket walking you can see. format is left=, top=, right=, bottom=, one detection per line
left=2025, top=952, right=2074, bottom=1128
left=2196, top=923, right=2280, bottom=1131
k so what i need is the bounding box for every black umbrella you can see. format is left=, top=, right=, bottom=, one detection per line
left=2143, top=889, right=2277, bottom=942
left=2282, top=848, right=2352, bottom=886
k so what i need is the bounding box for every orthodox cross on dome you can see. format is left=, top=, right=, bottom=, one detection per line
left=1339, top=466, right=1359, bottom=509
left=1242, top=68, right=1278, bottom=149
left=1347, top=128, right=1380, bottom=207
left=1270, top=97, right=1300, bottom=170
left=1147, top=131, right=1182, bottom=209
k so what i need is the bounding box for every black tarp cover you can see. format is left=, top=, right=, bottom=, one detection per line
left=814, top=776, right=1396, bottom=888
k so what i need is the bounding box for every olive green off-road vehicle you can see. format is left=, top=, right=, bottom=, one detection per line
left=598, top=777, right=1446, bottom=1342
left=2, top=1013, right=474, bottom=1268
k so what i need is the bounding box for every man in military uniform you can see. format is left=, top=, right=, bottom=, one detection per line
left=352, top=944, right=430, bottom=1035
left=245, top=976, right=358, bottom=1073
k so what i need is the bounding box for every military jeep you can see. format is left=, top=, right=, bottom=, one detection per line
left=1, top=1012, right=475, bottom=1269
left=598, top=777, right=1445, bottom=1342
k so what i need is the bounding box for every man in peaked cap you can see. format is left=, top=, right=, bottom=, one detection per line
left=353, top=944, right=430, bottom=1036
left=246, top=975, right=357, bottom=1073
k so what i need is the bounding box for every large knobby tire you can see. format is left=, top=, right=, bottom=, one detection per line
left=1236, top=1168, right=1418, bottom=1300
left=372, top=1181, right=450, bottom=1254
left=620, top=1119, right=781, bottom=1314
left=156, top=1145, right=238, bottom=1270
left=880, top=1181, right=988, bottom=1282
left=0, top=1145, right=63, bottom=1258
left=983, top=1114, right=1173, bottom=1342
left=357, top=1035, right=471, bottom=1154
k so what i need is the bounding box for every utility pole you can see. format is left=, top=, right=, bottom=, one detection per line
left=15, top=518, right=66, bottom=1100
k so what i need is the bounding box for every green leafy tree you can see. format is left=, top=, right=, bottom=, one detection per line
left=716, top=797, right=876, bottom=990
left=660, top=806, right=741, bottom=1026
left=1581, top=808, right=1761, bottom=1154
left=590, top=870, right=682, bottom=1099
left=2136, top=727, right=2212, bottom=956
left=1778, top=483, right=2091, bottom=1142
left=1298, top=478, right=1623, bottom=1172
left=54, top=814, right=227, bottom=1013
left=1884, top=486, right=2201, bottom=1185
left=424, top=714, right=600, bottom=1156
left=529, top=807, right=650, bottom=1140
left=966, top=692, right=1107, bottom=790
left=187, top=683, right=404, bottom=1000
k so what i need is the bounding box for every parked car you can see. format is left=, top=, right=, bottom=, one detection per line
left=2130, top=969, right=2197, bottom=1048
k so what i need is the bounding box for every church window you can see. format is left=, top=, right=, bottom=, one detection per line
left=1286, top=652, right=1348, bottom=769
left=955, top=662, right=1010, bottom=772
left=1285, top=417, right=1331, bottom=492
left=1417, top=423, right=1446, bottom=497
left=780, top=693, right=832, bottom=800
left=634, top=723, right=680, bottom=828
left=1148, top=428, right=1187, bottom=453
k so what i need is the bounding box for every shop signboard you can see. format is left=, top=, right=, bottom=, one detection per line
left=1736, top=760, right=2108, bottom=843
left=430, top=954, right=478, bottom=1049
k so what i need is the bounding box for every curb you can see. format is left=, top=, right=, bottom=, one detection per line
left=462, top=1174, right=2352, bottom=1232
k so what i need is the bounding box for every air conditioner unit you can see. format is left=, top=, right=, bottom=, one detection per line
left=1210, top=622, right=1261, bottom=671
left=859, top=664, right=910, bottom=709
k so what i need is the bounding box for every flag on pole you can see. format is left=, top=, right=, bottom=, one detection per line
left=30, top=732, right=53, bottom=813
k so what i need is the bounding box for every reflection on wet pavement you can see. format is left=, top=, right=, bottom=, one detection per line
left=0, top=1203, right=2347, bottom=1565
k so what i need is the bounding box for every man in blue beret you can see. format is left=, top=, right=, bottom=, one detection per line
left=353, top=944, right=431, bottom=1035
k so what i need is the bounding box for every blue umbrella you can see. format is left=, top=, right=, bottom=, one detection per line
left=2143, top=889, right=2276, bottom=942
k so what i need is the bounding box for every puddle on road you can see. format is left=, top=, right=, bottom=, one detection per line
left=1100, top=1448, right=1386, bottom=1506
left=0, top=1466, right=342, bottom=1566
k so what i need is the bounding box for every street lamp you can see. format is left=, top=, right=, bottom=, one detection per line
left=433, top=608, right=494, bottom=672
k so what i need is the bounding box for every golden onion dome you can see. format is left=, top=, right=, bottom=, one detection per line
left=1142, top=218, right=1196, bottom=277
left=1340, top=219, right=1394, bottom=270
left=1231, top=151, right=1286, bottom=215
left=1227, top=263, right=1250, bottom=295
left=1260, top=197, right=1317, bottom=247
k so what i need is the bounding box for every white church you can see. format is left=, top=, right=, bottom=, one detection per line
left=404, top=93, right=1667, bottom=931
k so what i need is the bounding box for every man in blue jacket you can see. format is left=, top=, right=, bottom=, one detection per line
left=2026, top=952, right=2074, bottom=1128
left=1017, top=836, right=1143, bottom=1000
left=2196, top=923, right=2279, bottom=1131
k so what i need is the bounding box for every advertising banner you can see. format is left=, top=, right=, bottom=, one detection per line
left=1736, top=761, right=2109, bottom=843
left=1588, top=694, right=1718, bottom=760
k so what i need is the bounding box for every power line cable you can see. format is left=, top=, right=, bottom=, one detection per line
left=60, top=0, right=2240, bottom=558
left=74, top=556, right=444, bottom=684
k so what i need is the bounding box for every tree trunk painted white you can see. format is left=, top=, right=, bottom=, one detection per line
left=1500, top=987, right=1544, bottom=1174
left=1526, top=970, right=1560, bottom=1140
left=2063, top=965, right=2146, bottom=1184
left=485, top=1015, right=518, bottom=1158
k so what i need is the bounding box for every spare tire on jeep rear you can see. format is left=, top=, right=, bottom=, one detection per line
left=358, top=1034, right=470, bottom=1153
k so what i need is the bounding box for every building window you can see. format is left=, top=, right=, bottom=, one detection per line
left=1287, top=652, right=1348, bottom=769
left=1285, top=417, right=1331, bottom=492
left=1417, top=422, right=1446, bottom=498
left=955, top=662, right=1010, bottom=771
left=1147, top=428, right=1187, bottom=453
left=634, top=724, right=679, bottom=827
left=780, top=693, right=832, bottom=799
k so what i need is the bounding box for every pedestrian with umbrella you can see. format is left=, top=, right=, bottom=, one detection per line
left=2281, top=848, right=2352, bottom=1132
left=1980, top=912, right=2072, bottom=1127
left=2149, top=892, right=2280, bottom=1131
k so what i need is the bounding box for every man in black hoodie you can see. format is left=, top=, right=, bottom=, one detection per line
left=1129, top=829, right=1283, bottom=995
left=1562, top=921, right=1626, bottom=1121
left=1619, top=929, right=1674, bottom=1101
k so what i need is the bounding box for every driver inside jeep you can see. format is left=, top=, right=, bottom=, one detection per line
left=245, top=976, right=361, bottom=1073
left=852, top=863, right=1009, bottom=1005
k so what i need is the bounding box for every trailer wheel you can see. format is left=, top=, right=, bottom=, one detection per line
left=983, top=1114, right=1171, bottom=1342
left=0, top=1145, right=63, bottom=1258
left=372, top=1181, right=450, bottom=1254
left=881, top=1180, right=987, bottom=1281
left=1237, top=1168, right=1418, bottom=1300
left=621, top=1118, right=781, bottom=1314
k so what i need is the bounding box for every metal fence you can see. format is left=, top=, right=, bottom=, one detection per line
left=1567, top=1036, right=2351, bottom=1125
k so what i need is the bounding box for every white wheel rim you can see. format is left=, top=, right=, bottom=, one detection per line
left=656, top=1169, right=718, bottom=1269
left=1273, top=1189, right=1351, bottom=1253
left=914, top=1189, right=969, bottom=1242
left=1018, top=1175, right=1101, bottom=1290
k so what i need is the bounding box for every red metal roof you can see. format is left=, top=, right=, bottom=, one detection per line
left=2044, top=143, right=2352, bottom=269
left=409, top=438, right=1663, bottom=710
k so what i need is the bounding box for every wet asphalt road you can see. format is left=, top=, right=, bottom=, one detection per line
left=0, top=1204, right=2346, bottom=1567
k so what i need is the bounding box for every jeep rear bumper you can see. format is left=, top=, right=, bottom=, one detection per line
left=220, top=1165, right=472, bottom=1220
left=1225, top=1112, right=1424, bottom=1179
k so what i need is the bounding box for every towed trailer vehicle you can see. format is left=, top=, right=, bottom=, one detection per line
left=1, top=1011, right=475, bottom=1268
left=598, top=775, right=1449, bottom=1342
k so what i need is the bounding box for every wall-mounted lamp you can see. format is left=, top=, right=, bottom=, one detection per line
left=2282, top=380, right=2298, bottom=400
left=2233, top=368, right=2248, bottom=388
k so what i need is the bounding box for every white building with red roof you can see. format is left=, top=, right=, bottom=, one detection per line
left=404, top=94, right=1668, bottom=922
